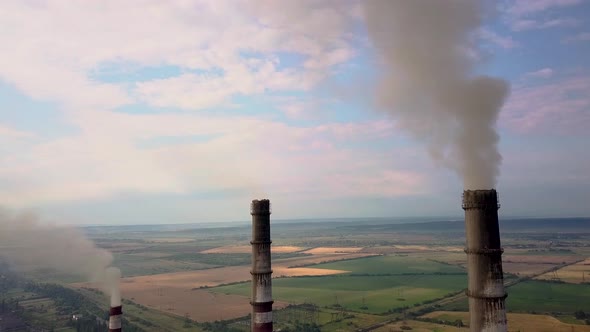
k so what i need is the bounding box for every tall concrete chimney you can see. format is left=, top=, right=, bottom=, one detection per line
left=109, top=304, right=122, bottom=332
left=463, top=189, right=507, bottom=332
left=250, top=199, right=273, bottom=332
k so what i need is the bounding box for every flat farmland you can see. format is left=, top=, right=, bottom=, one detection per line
left=201, top=245, right=304, bottom=254
left=361, top=245, right=463, bottom=255
left=124, top=287, right=287, bottom=322
left=507, top=280, right=590, bottom=313
left=112, top=253, right=216, bottom=277
left=303, top=247, right=363, bottom=254
left=536, top=258, right=590, bottom=283
left=274, top=252, right=376, bottom=268
left=309, top=254, right=466, bottom=274
left=502, top=261, right=559, bottom=277
left=444, top=280, right=590, bottom=313
left=212, top=274, right=466, bottom=314
left=74, top=251, right=370, bottom=322
left=423, top=311, right=590, bottom=332
left=375, top=320, right=466, bottom=332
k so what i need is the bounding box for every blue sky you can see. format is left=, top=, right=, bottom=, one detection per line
left=0, top=0, right=589, bottom=225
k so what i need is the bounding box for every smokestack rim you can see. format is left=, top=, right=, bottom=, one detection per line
left=251, top=199, right=271, bottom=215
left=462, top=189, right=500, bottom=210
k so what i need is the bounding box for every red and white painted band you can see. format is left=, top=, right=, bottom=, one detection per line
left=254, top=311, right=272, bottom=324
left=109, top=314, right=122, bottom=329
left=255, top=286, right=272, bottom=303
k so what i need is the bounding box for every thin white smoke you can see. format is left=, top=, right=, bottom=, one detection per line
left=363, top=0, right=509, bottom=189
left=105, top=266, right=121, bottom=307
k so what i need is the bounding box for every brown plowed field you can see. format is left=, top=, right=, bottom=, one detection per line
left=124, top=286, right=288, bottom=322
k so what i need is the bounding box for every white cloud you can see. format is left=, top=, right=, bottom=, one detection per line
left=501, top=74, right=590, bottom=134
left=0, top=108, right=424, bottom=206
left=0, top=124, right=35, bottom=139
left=507, top=0, right=583, bottom=16
left=0, top=1, right=390, bottom=208
left=0, top=1, right=359, bottom=111
left=563, top=32, right=590, bottom=43
left=135, top=60, right=321, bottom=110
left=525, top=68, right=554, bottom=79
left=503, top=0, right=583, bottom=31
left=478, top=29, right=520, bottom=49
left=511, top=17, right=580, bottom=31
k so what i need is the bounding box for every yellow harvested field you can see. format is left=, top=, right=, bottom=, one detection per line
left=375, top=320, right=466, bottom=332
left=503, top=255, right=580, bottom=264
left=303, top=247, right=363, bottom=254
left=276, top=253, right=376, bottom=267
left=503, top=262, right=557, bottom=276
left=118, top=258, right=350, bottom=290
left=273, top=267, right=348, bottom=277
left=364, top=245, right=463, bottom=255
left=536, top=258, right=590, bottom=283
left=423, top=311, right=590, bottom=332
left=201, top=245, right=303, bottom=254
left=394, top=245, right=463, bottom=252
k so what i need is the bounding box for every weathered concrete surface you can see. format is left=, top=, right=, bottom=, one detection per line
left=463, top=190, right=507, bottom=332
left=250, top=199, right=273, bottom=332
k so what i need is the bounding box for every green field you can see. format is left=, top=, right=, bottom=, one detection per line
left=113, top=253, right=216, bottom=277
left=507, top=280, right=590, bottom=313
left=310, top=255, right=466, bottom=275
left=442, top=280, right=590, bottom=314
left=213, top=274, right=466, bottom=314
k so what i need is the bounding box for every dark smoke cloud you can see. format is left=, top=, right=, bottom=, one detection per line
left=363, top=0, right=509, bottom=189
left=0, top=210, right=113, bottom=282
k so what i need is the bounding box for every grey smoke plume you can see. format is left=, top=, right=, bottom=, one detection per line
left=105, top=267, right=121, bottom=306
left=0, top=210, right=114, bottom=282
left=363, top=0, right=509, bottom=189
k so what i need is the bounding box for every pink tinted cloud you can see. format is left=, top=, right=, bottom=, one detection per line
left=511, top=17, right=579, bottom=31
left=563, top=32, right=590, bottom=43
left=507, top=0, right=583, bottom=16
left=504, top=0, right=583, bottom=32
left=501, top=75, right=590, bottom=134
left=525, top=68, right=554, bottom=79
left=478, top=29, right=520, bottom=49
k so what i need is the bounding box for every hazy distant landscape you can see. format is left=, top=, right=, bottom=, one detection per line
left=2, top=217, right=590, bottom=331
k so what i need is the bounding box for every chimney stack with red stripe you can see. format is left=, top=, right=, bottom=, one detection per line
left=109, top=304, right=122, bottom=332
left=106, top=267, right=122, bottom=332
left=250, top=199, right=273, bottom=332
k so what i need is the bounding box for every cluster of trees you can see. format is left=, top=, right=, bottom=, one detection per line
left=281, top=322, right=321, bottom=332
left=418, top=316, right=464, bottom=327
left=25, top=283, right=145, bottom=332
left=202, top=321, right=243, bottom=332
left=69, top=316, right=108, bottom=332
